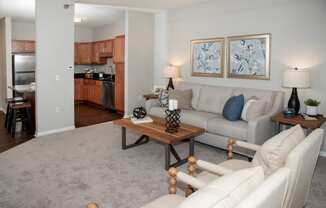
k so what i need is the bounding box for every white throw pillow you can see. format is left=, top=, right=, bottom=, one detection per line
left=177, top=167, right=264, bottom=208
left=252, top=125, right=305, bottom=176
left=241, top=99, right=266, bottom=121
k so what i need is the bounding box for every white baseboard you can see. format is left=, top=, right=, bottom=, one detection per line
left=319, top=151, right=326, bottom=157
left=36, top=126, right=75, bottom=137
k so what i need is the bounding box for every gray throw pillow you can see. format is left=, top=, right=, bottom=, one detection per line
left=169, top=89, right=193, bottom=110
left=159, top=89, right=169, bottom=107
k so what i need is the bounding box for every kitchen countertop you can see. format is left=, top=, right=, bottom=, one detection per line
left=74, top=73, right=115, bottom=82
left=9, top=85, right=36, bottom=93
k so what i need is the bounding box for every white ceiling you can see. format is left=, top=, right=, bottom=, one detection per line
left=0, top=0, right=211, bottom=26
left=78, top=0, right=212, bottom=10
left=0, top=0, right=124, bottom=27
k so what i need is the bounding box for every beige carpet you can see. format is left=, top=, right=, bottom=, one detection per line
left=0, top=122, right=325, bottom=208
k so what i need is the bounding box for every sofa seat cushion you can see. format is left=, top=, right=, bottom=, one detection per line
left=180, top=110, right=218, bottom=129
left=178, top=167, right=264, bottom=208
left=141, top=194, right=185, bottom=208
left=196, top=159, right=253, bottom=185
left=149, top=107, right=166, bottom=118
left=150, top=107, right=218, bottom=129
left=207, top=115, right=248, bottom=140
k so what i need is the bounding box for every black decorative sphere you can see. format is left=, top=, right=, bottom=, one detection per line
left=133, top=107, right=147, bottom=119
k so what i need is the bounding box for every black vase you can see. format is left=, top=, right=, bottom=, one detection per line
left=288, top=88, right=300, bottom=115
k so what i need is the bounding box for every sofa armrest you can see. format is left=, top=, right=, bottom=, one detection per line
left=145, top=99, right=160, bottom=112
left=247, top=113, right=276, bottom=145
left=227, top=138, right=261, bottom=159
left=197, top=160, right=234, bottom=175
left=177, top=172, right=207, bottom=189
left=168, top=167, right=206, bottom=195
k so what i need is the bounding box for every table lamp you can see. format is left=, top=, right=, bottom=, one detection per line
left=163, top=65, right=179, bottom=90
left=283, top=67, right=310, bottom=114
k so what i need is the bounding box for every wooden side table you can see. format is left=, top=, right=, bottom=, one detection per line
left=143, top=93, right=159, bottom=100
left=271, top=112, right=326, bottom=134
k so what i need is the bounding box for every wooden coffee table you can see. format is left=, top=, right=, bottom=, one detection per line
left=113, top=116, right=205, bottom=170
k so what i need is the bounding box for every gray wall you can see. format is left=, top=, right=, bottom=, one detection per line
left=125, top=11, right=154, bottom=114
left=35, top=0, right=75, bottom=135
left=154, top=0, right=326, bottom=152
left=0, top=17, right=12, bottom=111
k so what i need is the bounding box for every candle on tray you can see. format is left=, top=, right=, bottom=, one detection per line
left=174, top=100, right=178, bottom=110
left=169, top=99, right=174, bottom=111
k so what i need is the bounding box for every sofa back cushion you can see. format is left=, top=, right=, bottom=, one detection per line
left=177, top=166, right=264, bottom=208
left=252, top=125, right=305, bottom=176
left=176, top=82, right=202, bottom=109
left=169, top=89, right=193, bottom=110
left=232, top=88, right=276, bottom=114
left=197, top=85, right=233, bottom=114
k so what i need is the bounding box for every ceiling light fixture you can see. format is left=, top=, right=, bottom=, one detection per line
left=74, top=17, right=82, bottom=23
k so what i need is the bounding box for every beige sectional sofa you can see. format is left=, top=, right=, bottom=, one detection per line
left=145, top=82, right=284, bottom=149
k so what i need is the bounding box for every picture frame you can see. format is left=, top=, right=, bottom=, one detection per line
left=191, top=38, right=225, bottom=77
left=227, top=33, right=271, bottom=80
left=153, top=85, right=166, bottom=95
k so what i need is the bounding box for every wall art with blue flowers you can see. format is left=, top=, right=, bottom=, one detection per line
left=191, top=38, right=225, bottom=77
left=227, top=34, right=271, bottom=80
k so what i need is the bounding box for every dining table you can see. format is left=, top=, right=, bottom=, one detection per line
left=9, top=84, right=36, bottom=135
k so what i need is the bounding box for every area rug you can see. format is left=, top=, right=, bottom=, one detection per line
left=0, top=122, right=325, bottom=208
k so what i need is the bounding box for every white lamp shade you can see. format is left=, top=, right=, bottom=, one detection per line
left=283, top=69, right=310, bottom=88
left=163, top=66, right=179, bottom=78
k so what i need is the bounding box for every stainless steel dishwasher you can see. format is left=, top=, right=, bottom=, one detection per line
left=102, top=80, right=115, bottom=110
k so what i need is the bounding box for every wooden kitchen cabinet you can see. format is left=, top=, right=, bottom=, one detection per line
left=113, top=35, right=125, bottom=64
left=101, top=40, right=113, bottom=56
left=93, top=81, right=103, bottom=105
left=92, top=42, right=107, bottom=65
left=74, top=43, right=80, bottom=65
left=75, top=38, right=115, bottom=65
left=115, top=63, right=125, bottom=113
left=74, top=79, right=84, bottom=101
left=76, top=43, right=93, bottom=65
left=12, top=40, right=35, bottom=53
left=81, top=79, right=103, bottom=105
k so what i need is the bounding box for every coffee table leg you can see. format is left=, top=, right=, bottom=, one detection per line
left=121, top=127, right=149, bottom=150
left=165, top=144, right=171, bottom=170
left=189, top=138, right=195, bottom=156
left=122, top=127, right=127, bottom=149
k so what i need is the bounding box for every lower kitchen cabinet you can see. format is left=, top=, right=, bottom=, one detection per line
left=75, top=79, right=103, bottom=105
left=74, top=79, right=84, bottom=101
left=115, top=64, right=124, bottom=113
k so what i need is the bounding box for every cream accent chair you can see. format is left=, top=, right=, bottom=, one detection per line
left=180, top=128, right=324, bottom=208
left=139, top=167, right=290, bottom=208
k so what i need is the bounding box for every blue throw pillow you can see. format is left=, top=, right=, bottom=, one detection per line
left=223, top=95, right=245, bottom=121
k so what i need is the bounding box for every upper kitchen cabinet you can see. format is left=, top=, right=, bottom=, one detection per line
left=101, top=40, right=113, bottom=57
left=12, top=40, right=35, bottom=53
left=77, top=43, right=93, bottom=65
left=113, top=35, right=125, bottom=64
left=92, top=41, right=107, bottom=65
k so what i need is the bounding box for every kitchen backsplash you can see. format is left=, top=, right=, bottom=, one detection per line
left=74, top=58, right=115, bottom=74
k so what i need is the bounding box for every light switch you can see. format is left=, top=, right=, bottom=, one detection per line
left=55, top=75, right=60, bottom=81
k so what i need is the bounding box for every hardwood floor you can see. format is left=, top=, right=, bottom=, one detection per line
left=0, top=103, right=121, bottom=153
left=0, top=112, right=34, bottom=153
left=75, top=103, right=122, bottom=128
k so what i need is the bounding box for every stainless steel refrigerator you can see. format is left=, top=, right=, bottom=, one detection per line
left=12, top=54, right=35, bottom=85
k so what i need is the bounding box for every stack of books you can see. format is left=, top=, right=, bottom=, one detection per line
left=131, top=116, right=153, bottom=124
